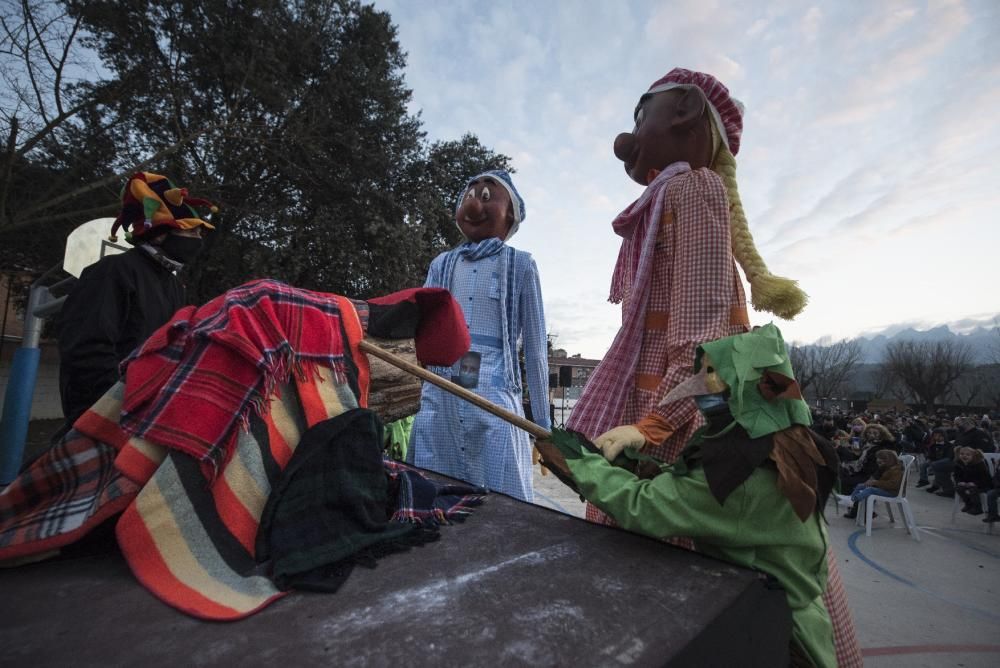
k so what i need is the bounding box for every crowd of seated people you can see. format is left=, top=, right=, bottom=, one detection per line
left=811, top=408, right=999, bottom=524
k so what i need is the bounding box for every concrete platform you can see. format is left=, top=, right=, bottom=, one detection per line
left=1, top=486, right=790, bottom=667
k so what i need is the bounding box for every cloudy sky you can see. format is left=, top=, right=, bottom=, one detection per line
left=373, top=0, right=999, bottom=357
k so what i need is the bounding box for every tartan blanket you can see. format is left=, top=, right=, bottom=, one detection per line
left=2, top=279, right=484, bottom=620
left=1, top=372, right=484, bottom=620
left=256, top=408, right=486, bottom=593
left=119, top=279, right=368, bottom=472
left=0, top=384, right=142, bottom=561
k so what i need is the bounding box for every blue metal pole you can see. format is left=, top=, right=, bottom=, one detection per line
left=0, top=274, right=58, bottom=485
left=0, top=347, right=40, bottom=483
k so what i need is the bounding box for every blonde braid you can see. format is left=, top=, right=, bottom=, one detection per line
left=712, top=145, right=808, bottom=319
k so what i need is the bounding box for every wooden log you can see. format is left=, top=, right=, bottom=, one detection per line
left=359, top=339, right=549, bottom=440
left=365, top=337, right=422, bottom=424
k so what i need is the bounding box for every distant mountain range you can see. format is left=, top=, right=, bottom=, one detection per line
left=851, top=325, right=997, bottom=364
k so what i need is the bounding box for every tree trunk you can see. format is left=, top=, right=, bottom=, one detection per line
left=365, top=336, right=422, bottom=424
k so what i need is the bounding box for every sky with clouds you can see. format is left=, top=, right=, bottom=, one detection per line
left=373, top=0, right=999, bottom=357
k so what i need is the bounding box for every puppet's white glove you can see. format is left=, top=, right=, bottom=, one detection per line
left=594, top=425, right=645, bottom=462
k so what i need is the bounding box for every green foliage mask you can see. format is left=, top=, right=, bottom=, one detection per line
left=696, top=323, right=812, bottom=439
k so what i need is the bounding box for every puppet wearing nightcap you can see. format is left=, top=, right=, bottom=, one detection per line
left=409, top=170, right=550, bottom=502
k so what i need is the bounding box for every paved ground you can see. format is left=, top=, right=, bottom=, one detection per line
left=529, top=459, right=1000, bottom=667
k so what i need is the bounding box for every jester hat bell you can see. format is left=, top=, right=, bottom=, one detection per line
left=110, top=172, right=218, bottom=244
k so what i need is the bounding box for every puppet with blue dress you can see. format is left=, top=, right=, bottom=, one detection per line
left=409, top=171, right=550, bottom=502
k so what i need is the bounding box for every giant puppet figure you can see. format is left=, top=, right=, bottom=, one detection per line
left=539, top=324, right=839, bottom=667
left=409, top=171, right=550, bottom=502
left=564, top=69, right=862, bottom=666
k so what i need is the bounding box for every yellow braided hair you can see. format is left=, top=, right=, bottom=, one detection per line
left=710, top=131, right=808, bottom=319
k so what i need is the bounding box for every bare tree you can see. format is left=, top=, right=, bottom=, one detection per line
left=990, top=320, right=1000, bottom=365
left=789, top=339, right=864, bottom=400
left=951, top=363, right=1000, bottom=410
left=872, top=366, right=901, bottom=400
left=881, top=339, right=974, bottom=411
left=0, top=0, right=99, bottom=226
left=950, top=366, right=985, bottom=406
left=0, top=1, right=208, bottom=233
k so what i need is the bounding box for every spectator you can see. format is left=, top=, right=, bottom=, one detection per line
left=899, top=417, right=925, bottom=454
left=816, top=414, right=837, bottom=440
left=847, top=418, right=866, bottom=449
left=843, top=449, right=903, bottom=519
left=840, top=423, right=894, bottom=492
left=953, top=447, right=992, bottom=515
left=955, top=416, right=995, bottom=453
left=982, top=461, right=1000, bottom=524
left=916, top=428, right=956, bottom=496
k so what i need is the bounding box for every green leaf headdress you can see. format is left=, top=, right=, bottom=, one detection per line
left=695, top=323, right=812, bottom=439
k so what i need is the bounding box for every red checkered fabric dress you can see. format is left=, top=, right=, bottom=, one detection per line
left=574, top=167, right=862, bottom=667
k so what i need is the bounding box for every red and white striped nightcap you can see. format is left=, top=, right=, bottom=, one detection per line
left=645, top=68, right=745, bottom=156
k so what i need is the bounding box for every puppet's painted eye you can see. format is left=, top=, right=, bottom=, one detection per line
left=481, top=186, right=491, bottom=201
left=465, top=189, right=475, bottom=200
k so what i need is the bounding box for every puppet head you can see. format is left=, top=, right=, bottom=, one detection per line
left=454, top=170, right=525, bottom=242
left=539, top=324, right=835, bottom=520
left=660, top=324, right=834, bottom=521
left=614, top=68, right=807, bottom=320
left=110, top=172, right=217, bottom=245
left=614, top=68, right=743, bottom=185
left=661, top=323, right=812, bottom=439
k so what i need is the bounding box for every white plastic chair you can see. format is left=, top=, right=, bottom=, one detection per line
left=857, top=454, right=920, bottom=540
left=831, top=492, right=852, bottom=515
left=951, top=452, right=1000, bottom=533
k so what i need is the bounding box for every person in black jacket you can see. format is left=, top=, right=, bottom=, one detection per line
left=840, top=423, right=894, bottom=492
left=57, top=172, right=216, bottom=431
left=953, top=447, right=993, bottom=515
left=954, top=416, right=995, bottom=453
left=982, top=460, right=1000, bottom=524
left=918, top=427, right=961, bottom=496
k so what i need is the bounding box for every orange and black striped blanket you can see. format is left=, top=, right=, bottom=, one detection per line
left=0, top=285, right=483, bottom=620
left=0, top=368, right=484, bottom=620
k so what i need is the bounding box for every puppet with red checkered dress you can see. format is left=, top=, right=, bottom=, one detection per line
left=563, top=68, right=862, bottom=667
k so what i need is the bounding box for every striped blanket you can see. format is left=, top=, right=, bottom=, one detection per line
left=1, top=369, right=484, bottom=620
left=1, top=283, right=485, bottom=620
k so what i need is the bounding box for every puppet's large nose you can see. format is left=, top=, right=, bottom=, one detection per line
left=458, top=194, right=484, bottom=221
left=613, top=132, right=636, bottom=162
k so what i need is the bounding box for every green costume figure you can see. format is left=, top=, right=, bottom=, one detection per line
left=385, top=415, right=415, bottom=461
left=536, top=324, right=839, bottom=667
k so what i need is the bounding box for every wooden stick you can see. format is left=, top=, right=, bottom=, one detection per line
left=358, top=340, right=551, bottom=440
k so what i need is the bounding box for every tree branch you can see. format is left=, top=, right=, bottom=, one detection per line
left=5, top=125, right=216, bottom=230
left=0, top=116, right=18, bottom=224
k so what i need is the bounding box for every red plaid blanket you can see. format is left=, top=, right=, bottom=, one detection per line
left=119, top=279, right=367, bottom=472
left=0, top=385, right=141, bottom=561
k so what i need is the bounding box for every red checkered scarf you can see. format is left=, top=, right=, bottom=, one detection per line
left=568, top=162, right=690, bottom=439
left=118, top=279, right=359, bottom=472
